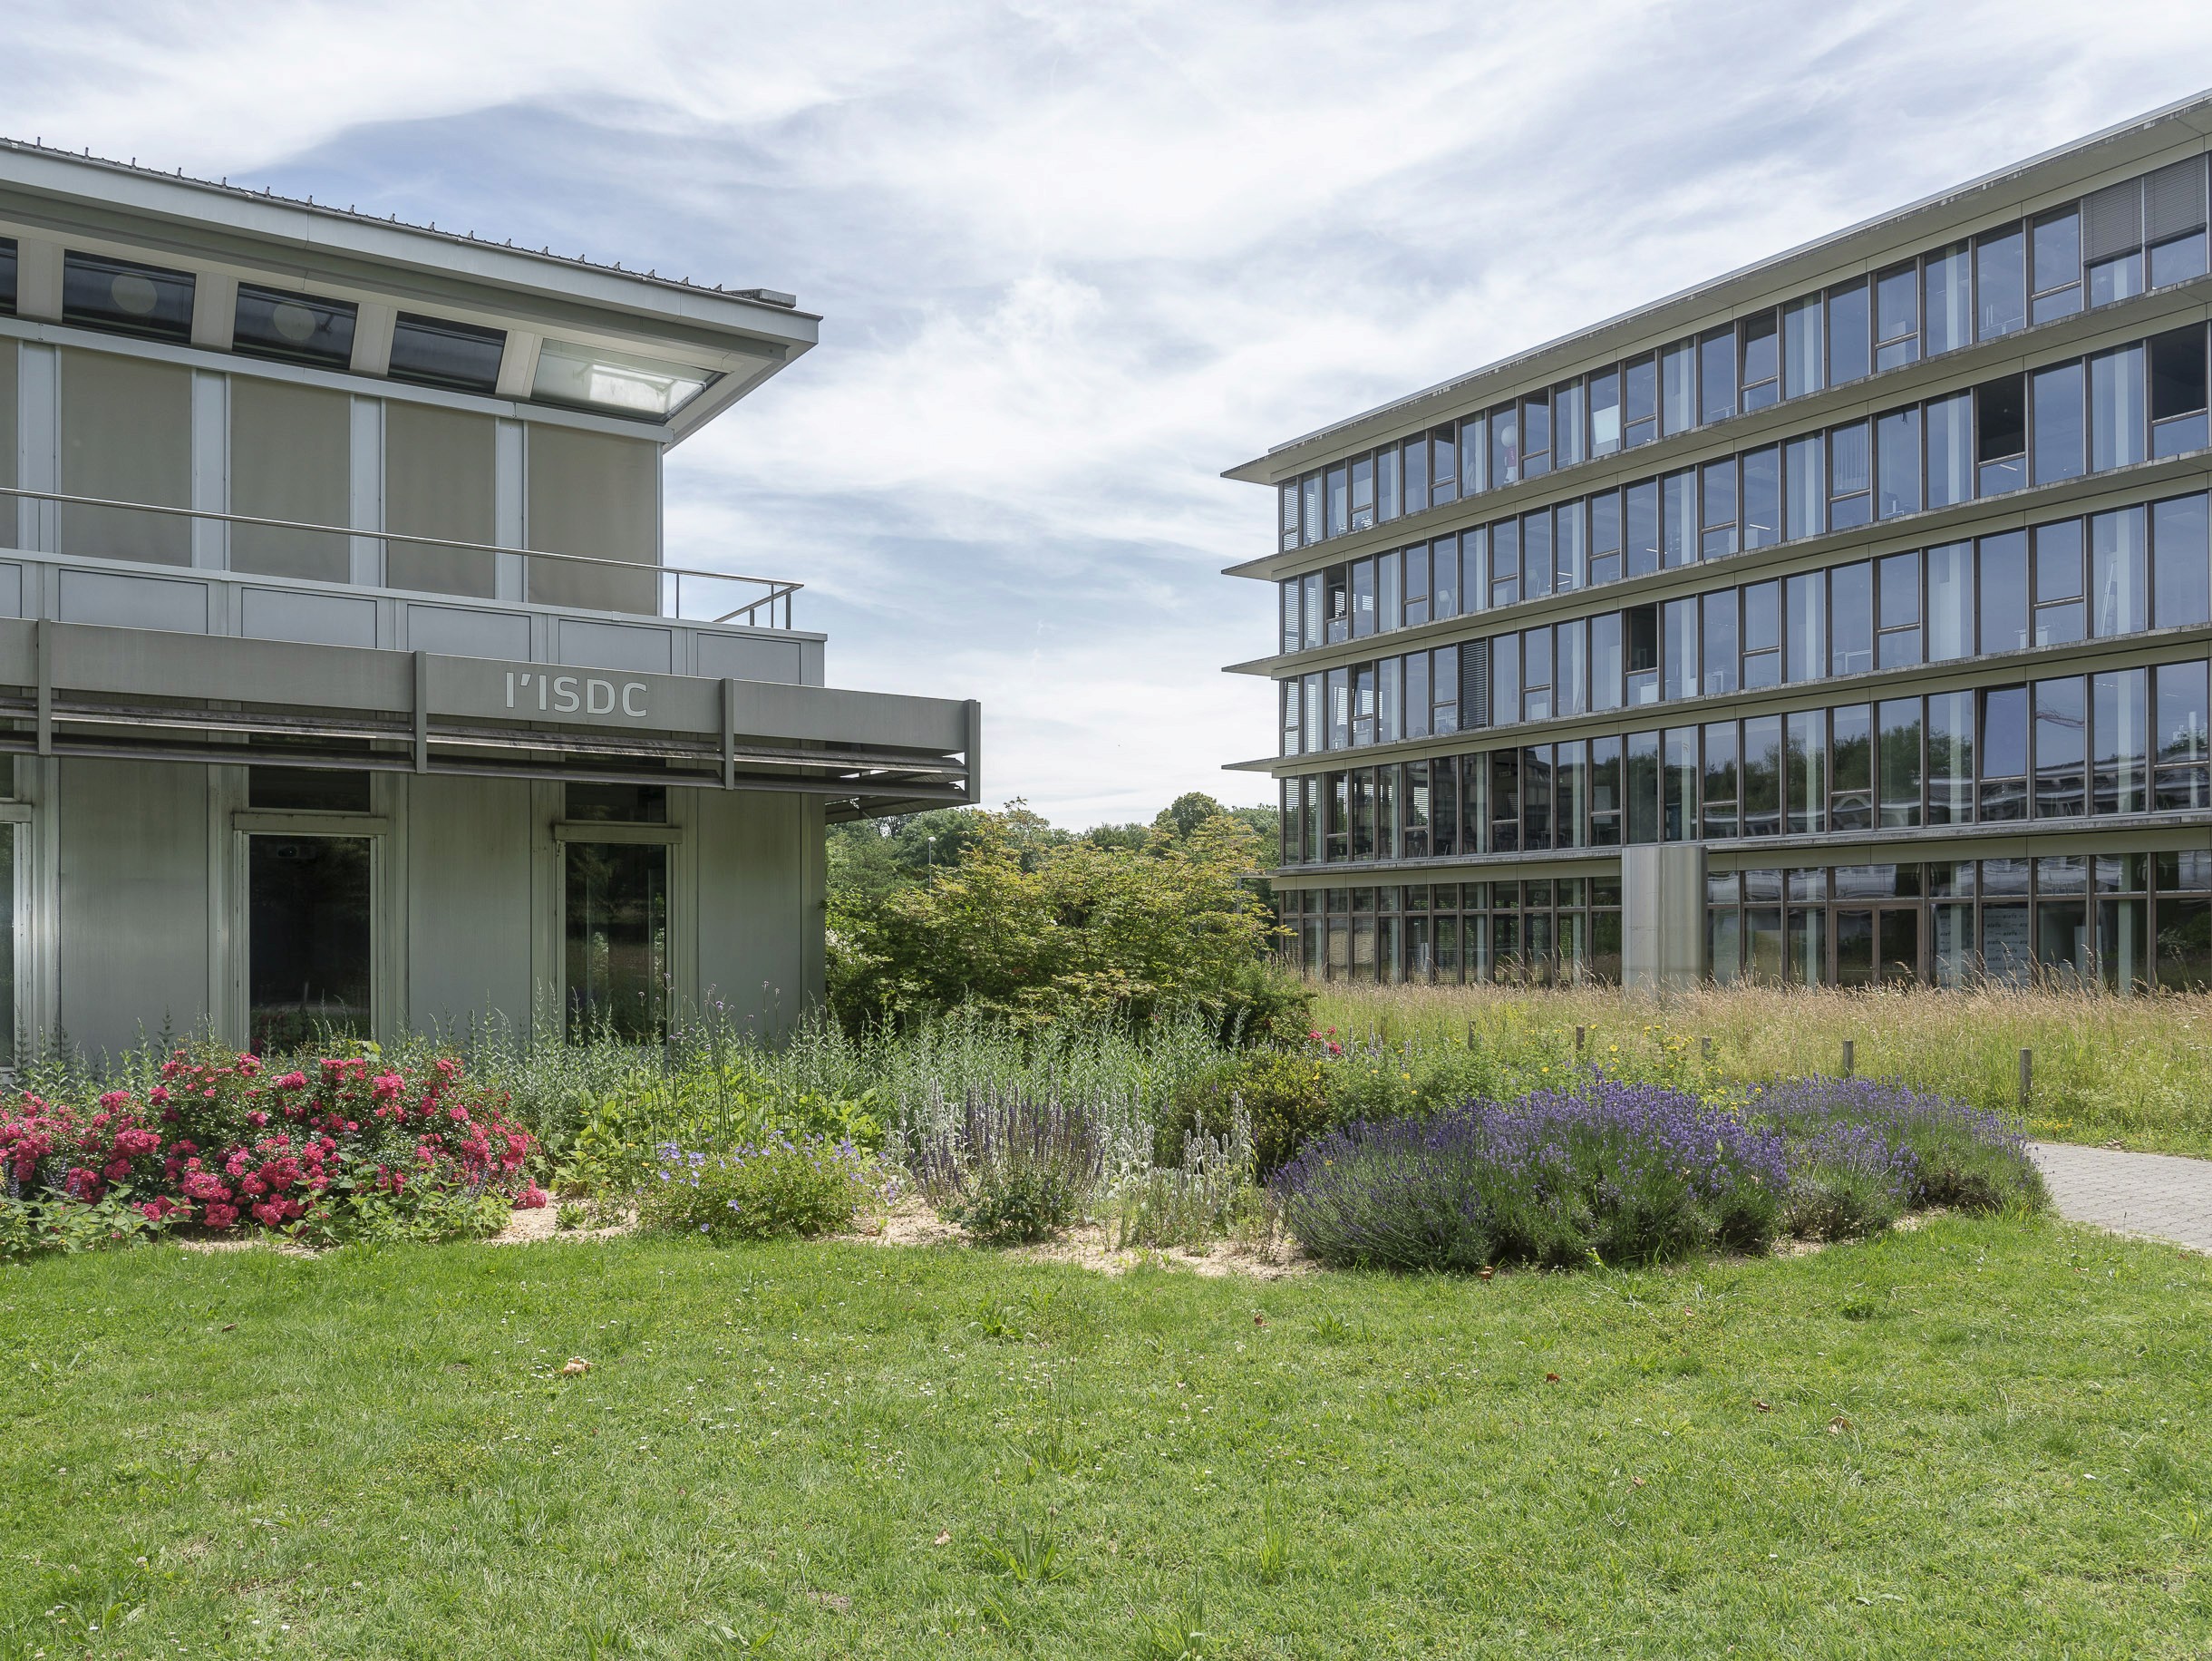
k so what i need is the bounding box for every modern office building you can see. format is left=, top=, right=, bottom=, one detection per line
left=1227, top=95, right=2212, bottom=991
left=0, top=141, right=978, bottom=1057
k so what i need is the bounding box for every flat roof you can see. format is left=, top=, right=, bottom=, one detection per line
left=1225, top=86, right=2212, bottom=485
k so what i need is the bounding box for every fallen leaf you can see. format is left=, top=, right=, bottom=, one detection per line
left=561, top=1358, right=592, bottom=1375
left=221, top=1323, right=237, bottom=1333
left=1631, top=1476, right=1645, bottom=1488
left=1480, top=1267, right=1495, bottom=1281
left=933, top=1531, right=950, bottom=1547
left=1829, top=1414, right=1851, bottom=1434
left=1755, top=1401, right=1771, bottom=1413
left=1254, top=1315, right=1266, bottom=1326
left=1545, top=1373, right=1561, bottom=1384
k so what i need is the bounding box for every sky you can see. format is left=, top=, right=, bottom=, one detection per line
left=8, top=2, right=2212, bottom=827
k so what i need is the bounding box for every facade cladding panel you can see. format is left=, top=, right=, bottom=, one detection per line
left=0, top=140, right=977, bottom=1055
left=1234, top=103, right=2212, bottom=992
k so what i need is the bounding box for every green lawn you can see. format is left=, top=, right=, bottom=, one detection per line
left=5, top=1219, right=2208, bottom=1659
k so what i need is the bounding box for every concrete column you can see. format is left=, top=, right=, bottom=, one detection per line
left=15, top=344, right=57, bottom=552
left=190, top=370, right=228, bottom=568
left=348, top=395, right=384, bottom=587
left=494, top=418, right=527, bottom=602
left=1622, top=841, right=1705, bottom=992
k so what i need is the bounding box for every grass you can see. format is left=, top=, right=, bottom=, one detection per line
left=5, top=1218, right=2209, bottom=1657
left=1307, top=981, right=2212, bottom=1157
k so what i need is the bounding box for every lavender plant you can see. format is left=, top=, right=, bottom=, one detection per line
left=1747, top=1076, right=2045, bottom=1222
left=912, top=1089, right=1106, bottom=1245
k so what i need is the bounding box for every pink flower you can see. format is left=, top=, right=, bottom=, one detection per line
left=275, top=1071, right=307, bottom=1092
left=150, top=1085, right=170, bottom=1105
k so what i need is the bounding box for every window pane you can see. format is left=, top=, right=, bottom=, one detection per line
left=1976, top=228, right=2027, bottom=338
left=1927, top=690, right=1974, bottom=825
left=2092, top=666, right=2148, bottom=815
left=2034, top=675, right=2088, bottom=818
left=1700, top=458, right=1736, bottom=560
left=1743, top=580, right=1780, bottom=689
left=1555, top=382, right=1586, bottom=469
left=1702, top=588, right=1737, bottom=696
left=389, top=313, right=506, bottom=394
left=1625, top=480, right=1660, bottom=578
left=1829, top=421, right=1870, bottom=529
left=62, top=252, right=195, bottom=342
left=1662, top=597, right=1698, bottom=701
left=1589, top=374, right=1620, bottom=458
left=2152, top=231, right=2209, bottom=288
left=1831, top=560, right=1873, bottom=676
left=1522, top=510, right=1552, bottom=600
left=1741, top=311, right=1780, bottom=411
left=1591, top=611, right=1623, bottom=712
left=1976, top=375, right=2027, bottom=496
left=1328, top=464, right=1351, bottom=538
left=1925, top=243, right=1971, bottom=355
left=1879, top=698, right=1923, bottom=828
left=2032, top=209, right=2081, bottom=322
left=1979, top=529, right=2029, bottom=654
left=1662, top=341, right=1696, bottom=434
left=2091, top=506, right=2148, bottom=636
left=2149, top=326, right=2209, bottom=458
left=2033, top=520, right=2085, bottom=646
left=1627, top=731, right=1661, bottom=843
left=1624, top=356, right=1658, bottom=448
left=1877, top=549, right=1922, bottom=669
left=1876, top=406, right=1920, bottom=518
left=1786, top=711, right=1827, bottom=834
left=2090, top=345, right=2147, bottom=471
left=1786, top=571, right=1826, bottom=683
left=1827, top=281, right=1869, bottom=384
left=234, top=285, right=358, bottom=370
left=1875, top=262, right=1919, bottom=370
left=1926, top=392, right=1972, bottom=508
left=1556, top=500, right=1586, bottom=593
left=1783, top=295, right=1823, bottom=399
left=2153, top=493, right=2211, bottom=628
left=1784, top=436, right=1824, bottom=539
left=1927, top=541, right=1974, bottom=661
left=250, top=836, right=373, bottom=1052
left=1981, top=685, right=2030, bottom=821
left=2032, top=362, right=2084, bottom=484
left=1742, top=445, right=1780, bottom=549
left=1744, top=715, right=1783, bottom=835
left=1701, top=328, right=1735, bottom=423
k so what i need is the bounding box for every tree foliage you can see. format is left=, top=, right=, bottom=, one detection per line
left=827, top=801, right=1295, bottom=1033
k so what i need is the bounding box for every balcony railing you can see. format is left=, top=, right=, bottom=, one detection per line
left=0, top=485, right=800, bottom=630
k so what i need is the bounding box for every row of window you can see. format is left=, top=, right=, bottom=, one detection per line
left=1278, top=323, right=2212, bottom=658
left=1275, top=155, right=2212, bottom=553
left=0, top=238, right=713, bottom=419
left=1277, top=852, right=2212, bottom=991
left=1280, top=659, right=2212, bottom=865
left=1283, top=491, right=2212, bottom=754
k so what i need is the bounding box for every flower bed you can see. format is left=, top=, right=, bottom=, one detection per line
left=1272, top=1074, right=2044, bottom=1273
left=0, top=1047, right=541, bottom=1255
left=636, top=1134, right=893, bottom=1240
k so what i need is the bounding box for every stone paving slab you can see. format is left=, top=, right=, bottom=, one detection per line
left=2029, top=1141, right=2212, bottom=1254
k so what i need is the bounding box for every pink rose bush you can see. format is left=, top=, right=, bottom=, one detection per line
left=0, top=1047, right=537, bottom=1253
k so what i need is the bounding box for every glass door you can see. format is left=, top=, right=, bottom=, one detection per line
left=248, top=835, right=373, bottom=1052
left=564, top=840, right=669, bottom=1040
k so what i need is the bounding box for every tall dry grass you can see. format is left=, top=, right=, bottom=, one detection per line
left=1306, top=982, right=2212, bottom=1154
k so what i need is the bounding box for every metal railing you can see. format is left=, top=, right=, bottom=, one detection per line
left=0, top=485, right=801, bottom=630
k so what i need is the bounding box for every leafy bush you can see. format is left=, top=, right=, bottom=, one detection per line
left=915, top=1090, right=1104, bottom=1245
left=1274, top=1080, right=1789, bottom=1272
left=636, top=1135, right=890, bottom=1241
left=0, top=1046, right=537, bottom=1255
left=1163, top=1051, right=1332, bottom=1177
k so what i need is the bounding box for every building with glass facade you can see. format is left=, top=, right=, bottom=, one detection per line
left=0, top=141, right=978, bottom=1057
left=1225, top=96, right=2212, bottom=991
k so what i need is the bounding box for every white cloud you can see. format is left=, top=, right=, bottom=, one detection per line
left=7, top=1, right=2212, bottom=825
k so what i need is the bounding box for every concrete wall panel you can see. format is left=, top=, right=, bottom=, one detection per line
left=404, top=773, right=535, bottom=1040
left=693, top=787, right=823, bottom=1032
left=59, top=757, right=209, bottom=1054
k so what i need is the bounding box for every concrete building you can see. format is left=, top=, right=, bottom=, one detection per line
left=1226, top=94, right=2212, bottom=991
left=0, top=141, right=977, bottom=1057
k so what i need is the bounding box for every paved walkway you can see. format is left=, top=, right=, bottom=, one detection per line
left=2030, top=1141, right=2212, bottom=1254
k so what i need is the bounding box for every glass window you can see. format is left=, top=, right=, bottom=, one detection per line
left=1327, top=666, right=1350, bottom=749
left=1522, top=510, right=1552, bottom=601
left=1878, top=698, right=1923, bottom=829
left=62, top=251, right=195, bottom=341
left=1350, top=455, right=1375, bottom=532
left=1980, top=684, right=2030, bottom=822
left=1831, top=704, right=1874, bottom=831
left=234, top=285, right=357, bottom=370
left=1589, top=736, right=1623, bottom=847
left=1700, top=328, right=1735, bottom=424
left=1431, top=428, right=1459, bottom=505
left=1703, top=588, right=1738, bottom=696
left=2156, top=660, right=2211, bottom=811
left=1785, top=571, right=1826, bottom=683
left=1378, top=657, right=1402, bottom=743
left=1979, top=529, right=2029, bottom=655
left=2031, top=361, right=2084, bottom=484
left=566, top=782, right=669, bottom=823
left=1786, top=710, right=1827, bottom=835
left=1925, top=242, right=1971, bottom=355
left=1741, top=445, right=1780, bottom=549
left=1304, top=674, right=1324, bottom=753
left=250, top=835, right=374, bottom=1051
left=1877, top=549, right=1922, bottom=669
left=1874, top=262, right=1919, bottom=370
left=1975, top=227, right=2027, bottom=339
left=1555, top=381, right=1586, bottom=470
left=1590, top=491, right=1623, bottom=588
left=387, top=313, right=506, bottom=394
left=1626, top=731, right=1661, bottom=843
left=2091, top=506, right=2148, bottom=636
left=0, top=237, right=15, bottom=316
left=1742, top=580, right=1780, bottom=688
left=1489, top=406, right=1518, bottom=488
left=532, top=339, right=713, bottom=418
left=1926, top=392, right=1972, bottom=509
left=2149, top=326, right=2209, bottom=459
left=2090, top=345, right=2146, bottom=471
left=1589, top=372, right=1621, bottom=458
left=1557, top=741, right=1586, bottom=849
left=1741, top=311, right=1780, bottom=412
left=1927, top=541, right=1974, bottom=661
left=1663, top=728, right=1697, bottom=841
left=1701, top=458, right=1738, bottom=560
left=1524, top=745, right=1554, bottom=852
left=2153, top=492, right=2211, bottom=629
left=1433, top=536, right=1460, bottom=619
left=1490, top=637, right=1519, bottom=729
left=1829, top=422, right=1871, bottom=529
left=1378, top=549, right=1402, bottom=632
left=2031, top=209, right=2081, bottom=324
left=1403, top=434, right=1430, bottom=508
left=1327, top=464, right=1351, bottom=538
left=1625, top=480, right=1660, bottom=579
left=1782, top=295, right=1823, bottom=400
left=1927, top=690, right=1974, bottom=825
left=1743, top=714, right=1783, bottom=836
left=1402, top=545, right=1430, bottom=628
left=1302, top=474, right=1324, bottom=547
left=1830, top=560, right=1874, bottom=676
left=1784, top=435, right=1824, bottom=540
left=1624, top=355, right=1658, bottom=448
left=1625, top=605, right=1660, bottom=706
left=2033, top=520, right=2085, bottom=646
left=1557, top=617, right=1587, bottom=716
left=1489, top=749, right=1521, bottom=852
left=1378, top=446, right=1402, bottom=522
left=1663, top=469, right=1690, bottom=570
left=1591, top=611, right=1624, bottom=713
left=1434, top=645, right=1460, bottom=734
left=1351, top=559, right=1375, bottom=637
left=1460, top=529, right=1484, bottom=615
left=250, top=767, right=374, bottom=813
left=1827, top=281, right=1869, bottom=384
left=2034, top=676, right=2088, bottom=818
left=1490, top=519, right=1519, bottom=608
left=1556, top=500, right=1586, bottom=594
left=1279, top=580, right=1301, bottom=656
left=2153, top=229, right=2209, bottom=288
left=2092, top=666, right=2149, bottom=816
left=1876, top=406, right=1920, bottom=518
left=1523, top=628, right=1553, bottom=724
left=1662, top=340, right=1696, bottom=434
left=1353, top=664, right=1377, bottom=745
left=1662, top=597, right=1699, bottom=702
left=1976, top=375, right=2027, bottom=496
left=1703, top=722, right=1739, bottom=839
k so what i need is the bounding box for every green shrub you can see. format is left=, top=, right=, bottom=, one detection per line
left=1164, top=1052, right=1332, bottom=1177
left=635, top=1136, right=888, bottom=1241
left=946, top=1165, right=1082, bottom=1246
left=915, top=1091, right=1103, bottom=1245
